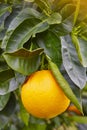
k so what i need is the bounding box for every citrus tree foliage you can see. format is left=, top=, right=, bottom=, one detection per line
left=0, top=0, right=87, bottom=130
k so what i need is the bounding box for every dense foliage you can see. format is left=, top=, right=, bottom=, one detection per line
left=0, top=0, right=87, bottom=129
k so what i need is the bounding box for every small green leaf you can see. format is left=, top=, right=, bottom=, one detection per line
left=3, top=48, right=43, bottom=75
left=46, top=56, right=83, bottom=114
left=0, top=93, right=10, bottom=111
left=47, top=12, right=62, bottom=25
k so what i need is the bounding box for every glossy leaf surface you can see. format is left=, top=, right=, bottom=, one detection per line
left=3, top=48, right=43, bottom=75
left=61, top=36, right=86, bottom=89
left=36, top=30, right=62, bottom=67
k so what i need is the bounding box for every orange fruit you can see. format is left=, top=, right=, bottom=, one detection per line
left=21, top=70, right=70, bottom=119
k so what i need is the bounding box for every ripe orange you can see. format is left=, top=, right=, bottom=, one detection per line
left=21, top=70, right=70, bottom=119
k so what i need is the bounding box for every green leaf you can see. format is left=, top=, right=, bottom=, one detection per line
left=46, top=57, right=83, bottom=114
left=1, top=8, right=45, bottom=50
left=10, top=125, right=17, bottom=130
left=35, top=124, right=46, bottom=130
left=0, top=56, right=8, bottom=72
left=0, top=77, right=18, bottom=95
left=69, top=116, right=87, bottom=124
left=59, top=3, right=76, bottom=34
left=58, top=6, right=75, bottom=36
left=3, top=48, right=43, bottom=75
left=22, top=124, right=46, bottom=130
left=62, top=17, right=75, bottom=34
left=0, top=93, right=10, bottom=111
left=60, top=4, right=76, bottom=21
left=61, top=36, right=86, bottom=89
left=0, top=93, right=16, bottom=116
left=72, top=34, right=87, bottom=67
left=0, top=68, right=18, bottom=95
left=29, top=116, right=45, bottom=125
left=0, top=69, right=15, bottom=82
left=75, top=22, right=87, bottom=41
left=73, top=0, right=80, bottom=25
left=34, top=0, right=52, bottom=15
left=4, top=6, right=23, bottom=30
left=35, top=30, right=62, bottom=67
left=26, top=123, right=46, bottom=130
left=25, top=0, right=34, bottom=2
left=0, top=115, right=9, bottom=129
left=0, top=4, right=12, bottom=17
left=61, top=65, right=81, bottom=103
left=77, top=0, right=87, bottom=21
left=82, top=97, right=87, bottom=115
left=51, top=22, right=72, bottom=36
left=53, top=0, right=73, bottom=11
left=6, top=19, right=48, bottom=52
left=6, top=7, right=41, bottom=31
left=19, top=102, right=29, bottom=126
left=47, top=12, right=62, bottom=25
left=0, top=4, right=11, bottom=32
left=15, top=72, right=26, bottom=86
